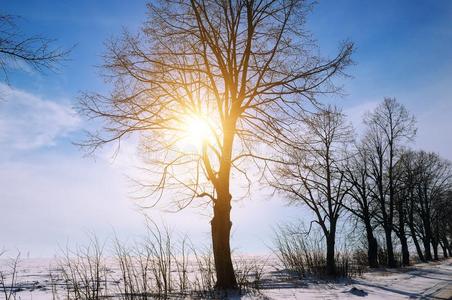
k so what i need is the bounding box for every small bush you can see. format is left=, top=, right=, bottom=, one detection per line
left=274, top=225, right=366, bottom=279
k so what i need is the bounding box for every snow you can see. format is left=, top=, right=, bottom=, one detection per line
left=256, top=259, right=452, bottom=299
left=0, top=257, right=451, bottom=299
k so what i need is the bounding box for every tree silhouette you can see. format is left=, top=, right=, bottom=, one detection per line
left=362, top=98, right=416, bottom=267
left=79, top=0, right=352, bottom=289
left=271, top=106, right=353, bottom=276
left=342, top=144, right=380, bottom=268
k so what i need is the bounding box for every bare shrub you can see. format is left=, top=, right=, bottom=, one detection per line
left=113, top=238, right=151, bottom=299
left=57, top=236, right=109, bottom=299
left=49, top=269, right=60, bottom=300
left=172, top=236, right=190, bottom=294
left=144, top=221, right=174, bottom=297
left=113, top=221, right=197, bottom=299
left=274, top=225, right=326, bottom=278
left=233, top=256, right=266, bottom=292
left=0, top=252, right=20, bottom=300
left=335, top=247, right=365, bottom=277
left=274, top=225, right=365, bottom=279
left=191, top=246, right=216, bottom=297
left=46, top=222, right=263, bottom=298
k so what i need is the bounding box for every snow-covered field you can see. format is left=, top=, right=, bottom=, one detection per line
left=0, top=257, right=450, bottom=299
left=255, top=259, right=452, bottom=299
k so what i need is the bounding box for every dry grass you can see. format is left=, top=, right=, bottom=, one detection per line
left=273, top=225, right=366, bottom=279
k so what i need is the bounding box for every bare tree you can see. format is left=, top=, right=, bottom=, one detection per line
left=362, top=98, right=416, bottom=267
left=271, top=107, right=353, bottom=276
left=0, top=14, right=68, bottom=82
left=396, top=150, right=425, bottom=262
left=406, top=151, right=452, bottom=260
left=78, top=0, right=352, bottom=289
left=342, top=144, right=379, bottom=268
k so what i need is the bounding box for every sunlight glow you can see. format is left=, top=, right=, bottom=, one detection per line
left=179, top=114, right=216, bottom=152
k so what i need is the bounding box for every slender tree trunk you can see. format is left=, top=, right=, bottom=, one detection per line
left=384, top=226, right=397, bottom=267
left=432, top=239, right=439, bottom=261
left=432, top=221, right=440, bottom=260
left=365, top=222, right=379, bottom=268
left=408, top=202, right=425, bottom=261
left=422, top=196, right=433, bottom=261
left=409, top=225, right=425, bottom=262
left=397, top=212, right=410, bottom=265
left=423, top=216, right=433, bottom=261
left=399, top=234, right=410, bottom=266
left=211, top=190, right=237, bottom=289
left=442, top=237, right=452, bottom=257
left=439, top=240, right=448, bottom=258
left=423, top=237, right=432, bottom=261
left=388, top=142, right=398, bottom=267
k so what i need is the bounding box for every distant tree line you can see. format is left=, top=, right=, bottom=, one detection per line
left=273, top=98, right=452, bottom=275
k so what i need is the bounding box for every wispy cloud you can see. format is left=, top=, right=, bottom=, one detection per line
left=343, top=99, right=379, bottom=134
left=0, top=83, right=80, bottom=150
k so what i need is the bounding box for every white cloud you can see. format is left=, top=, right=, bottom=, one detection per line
left=0, top=154, right=146, bottom=256
left=0, top=83, right=80, bottom=150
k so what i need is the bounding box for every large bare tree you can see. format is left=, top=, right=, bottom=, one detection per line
left=79, top=0, right=352, bottom=288
left=363, top=98, right=416, bottom=267
left=271, top=107, right=353, bottom=276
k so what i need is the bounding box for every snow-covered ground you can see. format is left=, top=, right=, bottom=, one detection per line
left=0, top=257, right=450, bottom=299
left=255, top=259, right=452, bottom=299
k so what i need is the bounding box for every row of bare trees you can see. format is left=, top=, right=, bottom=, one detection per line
left=346, top=99, right=451, bottom=268
left=272, top=98, right=451, bottom=275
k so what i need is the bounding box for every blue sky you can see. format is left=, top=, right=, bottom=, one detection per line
left=1, top=0, right=451, bottom=257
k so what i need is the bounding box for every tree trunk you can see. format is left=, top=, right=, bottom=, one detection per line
left=209, top=121, right=238, bottom=290
left=409, top=226, right=425, bottom=262
left=439, top=241, right=448, bottom=258
left=408, top=206, right=425, bottom=262
left=442, top=237, right=451, bottom=257
left=211, top=192, right=237, bottom=290
left=211, top=193, right=237, bottom=290
left=384, top=226, right=397, bottom=267
left=422, top=202, right=433, bottom=261
left=399, top=233, right=410, bottom=266
left=365, top=223, right=379, bottom=268
left=432, top=239, right=439, bottom=260
left=396, top=197, right=410, bottom=266
left=423, top=237, right=432, bottom=261
left=326, top=232, right=336, bottom=276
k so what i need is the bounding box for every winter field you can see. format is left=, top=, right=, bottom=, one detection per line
left=2, top=1, right=452, bottom=299
left=0, top=255, right=450, bottom=299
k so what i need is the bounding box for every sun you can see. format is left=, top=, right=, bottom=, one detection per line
left=178, top=114, right=215, bottom=151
